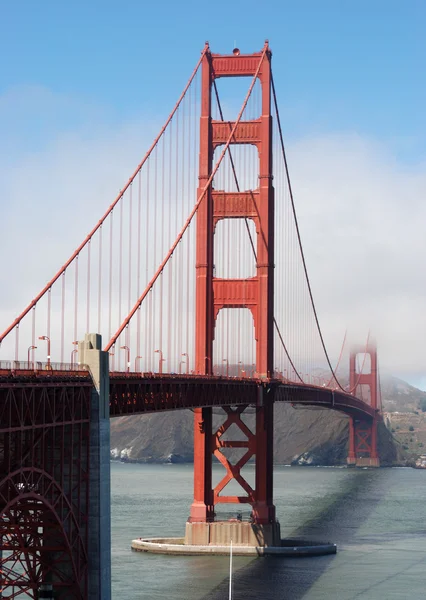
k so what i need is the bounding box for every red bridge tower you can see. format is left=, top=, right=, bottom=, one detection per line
left=187, top=43, right=280, bottom=546
left=347, top=343, right=380, bottom=467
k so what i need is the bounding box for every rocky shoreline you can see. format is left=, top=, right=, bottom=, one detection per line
left=110, top=451, right=415, bottom=468
left=110, top=376, right=426, bottom=468
left=111, top=450, right=191, bottom=465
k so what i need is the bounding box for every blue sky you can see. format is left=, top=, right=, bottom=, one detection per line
left=1, top=1, right=425, bottom=388
left=1, top=0, right=425, bottom=162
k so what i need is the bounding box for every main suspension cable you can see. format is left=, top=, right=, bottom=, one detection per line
left=271, top=72, right=370, bottom=393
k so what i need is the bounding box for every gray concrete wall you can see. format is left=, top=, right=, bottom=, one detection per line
left=79, top=334, right=111, bottom=600
left=184, top=521, right=281, bottom=547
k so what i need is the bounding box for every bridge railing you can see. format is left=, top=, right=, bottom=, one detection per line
left=109, top=369, right=336, bottom=387
left=0, top=361, right=90, bottom=373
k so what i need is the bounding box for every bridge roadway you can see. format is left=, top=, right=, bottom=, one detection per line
left=0, top=367, right=377, bottom=421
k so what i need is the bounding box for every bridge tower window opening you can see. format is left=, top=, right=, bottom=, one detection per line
left=212, top=75, right=262, bottom=123
left=213, top=308, right=256, bottom=377
left=355, top=352, right=371, bottom=374
left=213, top=218, right=257, bottom=280
left=212, top=144, right=259, bottom=193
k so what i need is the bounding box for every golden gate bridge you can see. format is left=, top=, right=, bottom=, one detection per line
left=0, top=42, right=381, bottom=598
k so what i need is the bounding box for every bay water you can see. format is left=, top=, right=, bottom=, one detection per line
left=111, top=462, right=426, bottom=599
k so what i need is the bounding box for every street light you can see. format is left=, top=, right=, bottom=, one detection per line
left=27, top=345, right=37, bottom=368
left=238, top=361, right=243, bottom=377
left=154, top=349, right=165, bottom=374
left=71, top=349, right=78, bottom=367
left=181, top=353, right=189, bottom=375
left=251, top=363, right=256, bottom=378
left=38, top=336, right=51, bottom=367
left=120, top=345, right=130, bottom=373
left=204, top=356, right=211, bottom=375
left=71, top=341, right=78, bottom=368
left=135, top=355, right=143, bottom=372
left=222, top=358, right=229, bottom=378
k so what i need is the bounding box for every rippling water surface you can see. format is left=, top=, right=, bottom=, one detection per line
left=111, top=462, right=426, bottom=599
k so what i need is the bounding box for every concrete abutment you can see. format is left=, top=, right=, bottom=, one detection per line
left=78, top=333, right=111, bottom=600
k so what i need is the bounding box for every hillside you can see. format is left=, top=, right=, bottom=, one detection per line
left=381, top=376, right=426, bottom=457
left=110, top=375, right=420, bottom=466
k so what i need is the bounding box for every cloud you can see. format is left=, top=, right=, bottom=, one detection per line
left=288, top=133, right=426, bottom=382
left=1, top=86, right=425, bottom=386
left=0, top=85, right=159, bottom=307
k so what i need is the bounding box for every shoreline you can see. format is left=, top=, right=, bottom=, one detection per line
left=110, top=456, right=417, bottom=468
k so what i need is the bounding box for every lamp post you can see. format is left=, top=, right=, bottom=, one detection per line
left=181, top=353, right=189, bottom=375
left=38, top=336, right=51, bottom=367
left=71, top=349, right=78, bottom=367
left=222, top=358, right=229, bottom=378
left=135, top=356, right=143, bottom=372
left=251, top=363, right=256, bottom=378
left=204, top=356, right=211, bottom=375
left=27, top=345, right=37, bottom=368
left=120, top=345, right=130, bottom=373
left=238, top=361, right=243, bottom=377
left=70, top=341, right=78, bottom=368
left=154, top=349, right=165, bottom=374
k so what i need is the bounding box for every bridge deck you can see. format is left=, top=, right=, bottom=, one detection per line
left=0, top=369, right=377, bottom=420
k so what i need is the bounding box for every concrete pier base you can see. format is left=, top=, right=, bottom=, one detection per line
left=355, top=457, right=380, bottom=467
left=131, top=536, right=337, bottom=557
left=347, top=456, right=380, bottom=467
left=132, top=520, right=336, bottom=557
left=184, top=521, right=281, bottom=547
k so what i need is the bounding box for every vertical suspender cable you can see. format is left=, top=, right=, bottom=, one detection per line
left=47, top=288, right=51, bottom=349
left=15, top=325, right=19, bottom=362
left=98, top=225, right=102, bottom=334
left=86, top=239, right=91, bottom=333
left=61, top=271, right=65, bottom=363
left=74, top=256, right=79, bottom=345
left=137, top=170, right=142, bottom=360
left=118, top=199, right=123, bottom=347
left=145, top=160, right=150, bottom=369
left=108, top=212, right=113, bottom=342
left=128, top=184, right=133, bottom=316
left=31, top=306, right=36, bottom=357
